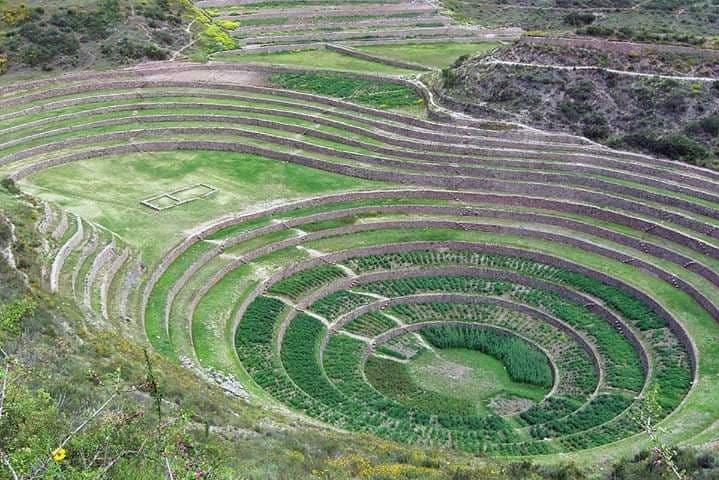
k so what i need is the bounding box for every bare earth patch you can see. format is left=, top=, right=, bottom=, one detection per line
left=488, top=395, right=535, bottom=416
left=419, top=356, right=473, bottom=381
left=139, top=67, right=267, bottom=86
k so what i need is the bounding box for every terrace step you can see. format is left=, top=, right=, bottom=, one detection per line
left=241, top=27, right=487, bottom=47
left=207, top=3, right=437, bottom=19
left=100, top=248, right=130, bottom=321
left=49, top=214, right=84, bottom=293
left=233, top=15, right=453, bottom=36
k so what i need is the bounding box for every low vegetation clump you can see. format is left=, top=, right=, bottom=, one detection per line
left=197, top=23, right=237, bottom=54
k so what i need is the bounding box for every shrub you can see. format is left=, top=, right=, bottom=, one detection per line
left=697, top=114, right=719, bottom=137
left=0, top=297, right=36, bottom=335
left=215, top=19, right=239, bottom=30
left=564, top=12, right=595, bottom=26
left=581, top=112, right=610, bottom=140
left=441, top=67, right=459, bottom=88
left=199, top=23, right=237, bottom=53
left=101, top=37, right=168, bottom=62
left=620, top=131, right=712, bottom=165
left=14, top=23, right=79, bottom=66
left=1, top=177, right=19, bottom=194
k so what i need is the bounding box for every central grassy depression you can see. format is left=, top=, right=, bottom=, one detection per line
left=366, top=325, right=554, bottom=417
left=407, top=348, right=551, bottom=415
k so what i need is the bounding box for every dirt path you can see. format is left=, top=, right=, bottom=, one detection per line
left=481, top=58, right=718, bottom=82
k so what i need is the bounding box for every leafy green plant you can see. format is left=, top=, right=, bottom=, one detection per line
left=0, top=298, right=35, bottom=336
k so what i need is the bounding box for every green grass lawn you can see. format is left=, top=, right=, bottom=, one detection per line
left=212, top=48, right=416, bottom=75
left=407, top=348, right=549, bottom=416
left=19, top=150, right=384, bottom=264
left=354, top=41, right=499, bottom=68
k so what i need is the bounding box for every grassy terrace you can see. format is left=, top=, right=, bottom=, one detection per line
left=21, top=151, right=384, bottom=263
left=213, top=48, right=418, bottom=74
left=354, top=41, right=499, bottom=68
left=3, top=0, right=719, bottom=474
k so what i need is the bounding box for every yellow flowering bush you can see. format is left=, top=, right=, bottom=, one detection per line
left=327, top=454, right=438, bottom=479
left=1, top=4, right=31, bottom=26
left=215, top=19, right=239, bottom=30
left=199, top=24, right=237, bottom=53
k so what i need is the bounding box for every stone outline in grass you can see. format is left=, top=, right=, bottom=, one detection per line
left=140, top=183, right=219, bottom=211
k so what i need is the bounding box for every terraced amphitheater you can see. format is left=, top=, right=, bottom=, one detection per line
left=1, top=19, right=719, bottom=474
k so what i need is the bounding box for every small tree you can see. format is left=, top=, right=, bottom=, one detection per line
left=632, top=385, right=686, bottom=480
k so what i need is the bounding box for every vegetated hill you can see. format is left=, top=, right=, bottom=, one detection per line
left=0, top=0, right=193, bottom=74
left=442, top=0, right=719, bottom=48
left=495, top=39, right=719, bottom=77
left=436, top=55, right=719, bottom=169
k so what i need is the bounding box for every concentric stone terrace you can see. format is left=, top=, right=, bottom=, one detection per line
left=5, top=62, right=718, bottom=458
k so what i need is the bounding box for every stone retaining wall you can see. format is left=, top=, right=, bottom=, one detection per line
left=8, top=115, right=718, bottom=206
left=4, top=93, right=715, bottom=196
left=50, top=215, right=83, bottom=293
left=244, top=26, right=479, bottom=45
left=316, top=268, right=641, bottom=381
left=236, top=15, right=452, bottom=35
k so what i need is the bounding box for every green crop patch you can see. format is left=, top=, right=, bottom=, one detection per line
left=269, top=72, right=423, bottom=109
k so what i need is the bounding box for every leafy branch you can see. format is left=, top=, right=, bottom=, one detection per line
left=632, top=385, right=686, bottom=480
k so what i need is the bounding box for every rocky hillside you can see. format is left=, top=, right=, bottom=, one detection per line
left=0, top=0, right=192, bottom=75
left=442, top=0, right=719, bottom=48
left=436, top=52, right=719, bottom=168
left=493, top=39, right=719, bottom=77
